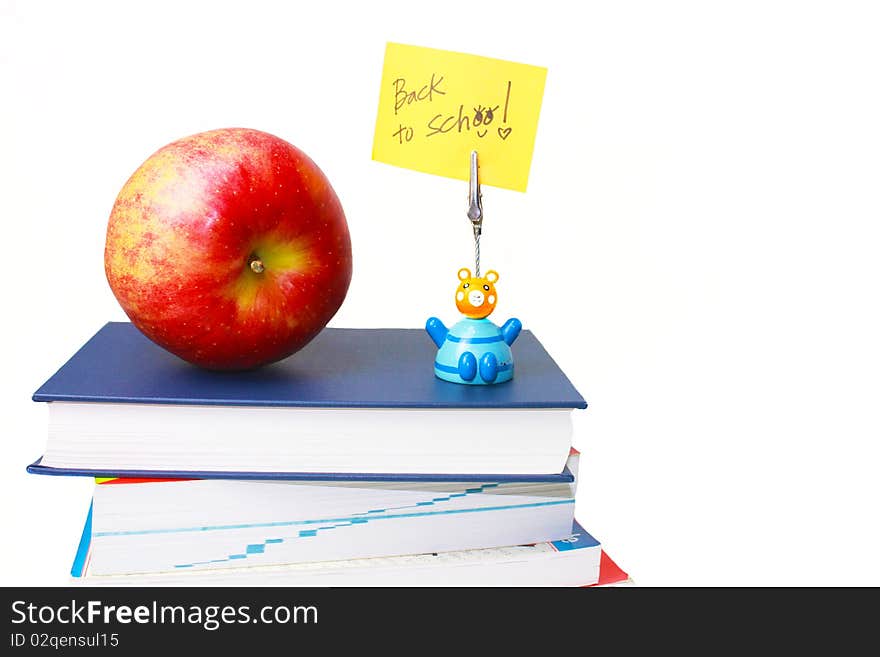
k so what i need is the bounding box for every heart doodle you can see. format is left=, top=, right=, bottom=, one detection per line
left=497, top=127, right=512, bottom=140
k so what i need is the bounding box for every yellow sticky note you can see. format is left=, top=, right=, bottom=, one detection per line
left=372, top=43, right=547, bottom=192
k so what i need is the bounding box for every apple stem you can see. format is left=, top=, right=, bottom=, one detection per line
left=249, top=257, right=265, bottom=274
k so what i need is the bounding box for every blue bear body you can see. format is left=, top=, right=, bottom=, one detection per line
left=426, top=317, right=522, bottom=385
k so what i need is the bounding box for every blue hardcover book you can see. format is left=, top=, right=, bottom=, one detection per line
left=34, top=322, right=586, bottom=409
left=32, top=322, right=587, bottom=476
left=26, top=457, right=576, bottom=484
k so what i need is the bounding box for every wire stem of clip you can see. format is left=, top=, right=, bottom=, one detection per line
left=467, top=150, right=483, bottom=277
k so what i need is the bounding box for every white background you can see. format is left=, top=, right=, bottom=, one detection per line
left=2, top=0, right=878, bottom=587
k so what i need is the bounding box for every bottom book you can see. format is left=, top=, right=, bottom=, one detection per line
left=71, top=517, right=630, bottom=587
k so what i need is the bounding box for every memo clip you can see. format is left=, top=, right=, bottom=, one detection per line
left=423, top=148, right=522, bottom=385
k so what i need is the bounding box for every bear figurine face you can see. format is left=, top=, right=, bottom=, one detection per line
left=455, top=268, right=499, bottom=319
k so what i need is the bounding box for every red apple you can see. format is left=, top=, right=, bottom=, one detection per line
left=104, top=127, right=352, bottom=370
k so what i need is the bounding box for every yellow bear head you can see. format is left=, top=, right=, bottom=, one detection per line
left=455, top=268, right=499, bottom=319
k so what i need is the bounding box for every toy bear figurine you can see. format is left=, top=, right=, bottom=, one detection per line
left=426, top=268, right=522, bottom=385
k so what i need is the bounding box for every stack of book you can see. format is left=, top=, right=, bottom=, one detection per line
left=29, top=322, right=629, bottom=586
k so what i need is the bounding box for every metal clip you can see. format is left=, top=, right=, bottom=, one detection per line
left=467, top=150, right=483, bottom=239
